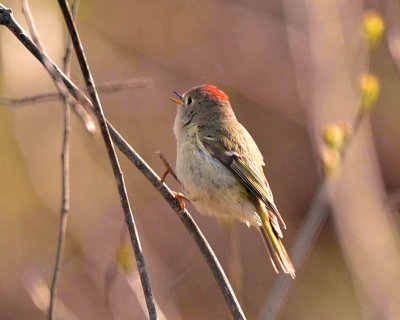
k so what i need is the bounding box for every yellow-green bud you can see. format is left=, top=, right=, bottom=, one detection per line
left=362, top=10, right=385, bottom=48
left=360, top=73, right=380, bottom=114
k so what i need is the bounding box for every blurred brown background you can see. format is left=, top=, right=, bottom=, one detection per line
left=1, top=0, right=400, bottom=319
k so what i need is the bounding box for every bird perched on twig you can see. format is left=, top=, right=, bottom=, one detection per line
left=171, top=85, right=295, bottom=278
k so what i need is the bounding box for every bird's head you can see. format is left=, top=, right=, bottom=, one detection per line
left=172, top=85, right=233, bottom=136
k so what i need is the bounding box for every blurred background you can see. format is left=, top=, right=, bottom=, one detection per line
left=1, top=0, right=400, bottom=319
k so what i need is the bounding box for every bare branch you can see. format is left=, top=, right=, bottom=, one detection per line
left=0, top=4, right=246, bottom=319
left=55, top=0, right=157, bottom=319
left=0, top=78, right=152, bottom=106
left=47, top=0, right=79, bottom=319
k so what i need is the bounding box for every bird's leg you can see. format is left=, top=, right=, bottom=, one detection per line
left=156, top=151, right=189, bottom=209
left=156, top=151, right=183, bottom=186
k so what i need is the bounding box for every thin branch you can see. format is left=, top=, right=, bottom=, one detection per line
left=56, top=0, right=157, bottom=319
left=48, top=0, right=79, bottom=319
left=21, top=0, right=43, bottom=50
left=0, top=77, right=152, bottom=106
left=0, top=4, right=246, bottom=319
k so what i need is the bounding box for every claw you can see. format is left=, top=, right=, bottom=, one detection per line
left=173, top=191, right=188, bottom=209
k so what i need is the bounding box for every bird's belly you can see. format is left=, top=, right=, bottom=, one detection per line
left=176, top=140, right=259, bottom=226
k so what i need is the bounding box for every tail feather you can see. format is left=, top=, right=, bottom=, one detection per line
left=256, top=201, right=296, bottom=279
left=259, top=230, right=280, bottom=273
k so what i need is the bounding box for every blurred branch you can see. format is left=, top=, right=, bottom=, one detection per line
left=22, top=270, right=79, bottom=320
left=259, top=6, right=385, bottom=320
left=384, top=0, right=400, bottom=75
left=56, top=0, right=157, bottom=319
left=259, top=108, right=366, bottom=320
left=105, top=226, right=167, bottom=320
left=0, top=3, right=96, bottom=133
left=0, top=4, right=246, bottom=319
left=18, top=7, right=75, bottom=318
left=0, top=77, right=152, bottom=106
left=263, top=4, right=400, bottom=319
left=389, top=189, right=400, bottom=209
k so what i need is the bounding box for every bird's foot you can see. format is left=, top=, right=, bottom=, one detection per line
left=173, top=191, right=189, bottom=209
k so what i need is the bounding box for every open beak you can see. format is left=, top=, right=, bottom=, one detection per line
left=170, top=91, right=183, bottom=105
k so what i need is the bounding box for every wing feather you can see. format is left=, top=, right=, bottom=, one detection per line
left=201, top=136, right=286, bottom=230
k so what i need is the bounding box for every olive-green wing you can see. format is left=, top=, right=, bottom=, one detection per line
left=201, top=136, right=286, bottom=230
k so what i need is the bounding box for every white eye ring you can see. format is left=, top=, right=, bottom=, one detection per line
left=185, top=96, right=193, bottom=106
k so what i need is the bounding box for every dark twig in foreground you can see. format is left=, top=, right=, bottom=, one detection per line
left=56, top=0, right=157, bottom=319
left=0, top=4, right=245, bottom=319
left=47, top=0, right=79, bottom=319
left=0, top=78, right=152, bottom=106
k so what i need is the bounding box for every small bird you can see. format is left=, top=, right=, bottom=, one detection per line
left=171, top=85, right=295, bottom=278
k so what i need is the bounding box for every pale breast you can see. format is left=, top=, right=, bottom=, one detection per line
left=175, top=127, right=260, bottom=226
left=176, top=134, right=237, bottom=196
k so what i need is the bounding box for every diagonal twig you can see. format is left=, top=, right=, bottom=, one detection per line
left=0, top=4, right=246, bottom=319
left=0, top=77, right=152, bottom=106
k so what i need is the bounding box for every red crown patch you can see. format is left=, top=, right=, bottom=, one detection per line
left=202, top=85, right=228, bottom=102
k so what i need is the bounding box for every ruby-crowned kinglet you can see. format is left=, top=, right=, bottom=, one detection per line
left=171, top=85, right=295, bottom=278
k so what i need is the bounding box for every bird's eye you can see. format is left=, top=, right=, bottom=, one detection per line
left=186, top=97, right=193, bottom=105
